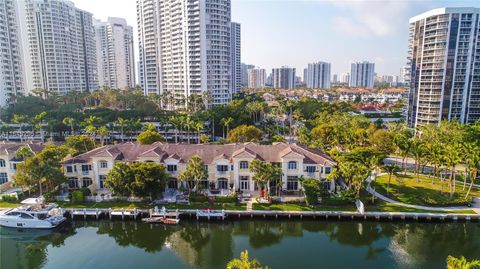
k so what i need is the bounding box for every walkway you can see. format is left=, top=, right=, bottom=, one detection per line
left=366, top=184, right=480, bottom=214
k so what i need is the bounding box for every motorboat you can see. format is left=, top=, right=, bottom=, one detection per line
left=0, top=198, right=66, bottom=229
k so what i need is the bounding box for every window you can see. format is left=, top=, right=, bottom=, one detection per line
left=66, top=166, right=73, bottom=173
left=218, top=178, right=228, bottom=189
left=81, top=165, right=91, bottom=175
left=287, top=176, right=299, bottom=190
left=239, top=161, right=248, bottom=169
left=82, top=178, right=93, bottom=188
left=324, top=167, right=332, bottom=174
left=0, top=172, right=7, bottom=184
left=306, top=166, right=316, bottom=174
left=217, top=165, right=228, bottom=172
left=68, top=178, right=78, bottom=188
left=99, top=161, right=108, bottom=169
left=168, top=179, right=178, bottom=189
left=288, top=161, right=297, bottom=170
left=99, top=175, right=106, bottom=189
left=10, top=163, right=17, bottom=170
left=204, top=165, right=209, bottom=172
left=240, top=176, right=249, bottom=191
left=0, top=159, right=5, bottom=167
left=167, top=165, right=177, bottom=172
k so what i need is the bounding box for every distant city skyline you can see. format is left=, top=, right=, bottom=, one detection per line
left=70, top=0, right=480, bottom=76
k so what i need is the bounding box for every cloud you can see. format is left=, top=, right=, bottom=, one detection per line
left=328, top=0, right=412, bottom=37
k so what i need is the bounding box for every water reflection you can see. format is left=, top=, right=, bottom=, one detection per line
left=1, top=220, right=479, bottom=269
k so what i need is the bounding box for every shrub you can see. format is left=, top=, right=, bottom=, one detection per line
left=189, top=193, right=208, bottom=203
left=71, top=190, right=84, bottom=203
left=1, top=194, right=19, bottom=202
left=215, top=194, right=238, bottom=203
left=81, top=188, right=91, bottom=196
left=301, top=178, right=322, bottom=206
left=43, top=190, right=59, bottom=202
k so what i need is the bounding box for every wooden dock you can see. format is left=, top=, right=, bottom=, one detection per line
left=61, top=208, right=480, bottom=222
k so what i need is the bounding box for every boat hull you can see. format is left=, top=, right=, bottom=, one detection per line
left=0, top=216, right=66, bottom=229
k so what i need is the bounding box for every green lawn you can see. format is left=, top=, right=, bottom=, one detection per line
left=253, top=203, right=356, bottom=212
left=372, top=174, right=480, bottom=207
left=365, top=201, right=476, bottom=214
left=0, top=202, right=21, bottom=208
left=166, top=203, right=246, bottom=211
left=56, top=201, right=246, bottom=211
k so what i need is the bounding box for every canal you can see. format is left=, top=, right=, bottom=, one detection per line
left=1, top=220, right=479, bottom=269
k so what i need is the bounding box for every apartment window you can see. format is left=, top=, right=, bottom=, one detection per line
left=306, top=166, right=316, bottom=174
left=0, top=172, right=7, bottom=184
left=99, top=161, right=108, bottom=169
left=66, top=166, right=73, bottom=173
left=287, top=176, right=299, bottom=190
left=239, top=161, right=248, bottom=169
left=0, top=159, right=5, bottom=167
left=167, top=165, right=177, bottom=172
left=99, top=175, right=106, bottom=189
left=324, top=167, right=332, bottom=174
left=217, top=165, right=228, bottom=172
left=288, top=161, right=297, bottom=170
left=81, top=165, right=92, bottom=173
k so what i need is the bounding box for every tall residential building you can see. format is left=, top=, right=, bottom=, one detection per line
left=19, top=0, right=97, bottom=95
left=399, top=65, right=410, bottom=85
left=332, top=74, right=338, bottom=84
left=230, top=22, right=241, bottom=93
left=94, top=17, right=135, bottom=90
left=241, top=63, right=255, bottom=87
left=272, top=67, right=296, bottom=89
left=303, top=68, right=308, bottom=84
left=0, top=0, right=24, bottom=107
left=306, top=62, right=331, bottom=89
left=349, top=61, right=375, bottom=88
left=340, top=73, right=350, bottom=84
left=407, top=8, right=480, bottom=127
left=137, top=0, right=233, bottom=106
left=248, top=69, right=266, bottom=89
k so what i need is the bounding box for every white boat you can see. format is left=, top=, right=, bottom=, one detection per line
left=0, top=198, right=66, bottom=229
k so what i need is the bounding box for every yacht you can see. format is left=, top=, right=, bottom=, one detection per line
left=0, top=198, right=66, bottom=229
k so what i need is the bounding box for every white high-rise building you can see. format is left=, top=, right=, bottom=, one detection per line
left=306, top=62, right=331, bottom=89
left=340, top=73, right=350, bottom=84
left=230, top=22, right=241, bottom=93
left=19, top=0, right=97, bottom=95
left=407, top=8, right=480, bottom=126
left=349, top=61, right=375, bottom=88
left=137, top=0, right=233, bottom=106
left=248, top=69, right=266, bottom=89
left=0, top=0, right=24, bottom=107
left=94, top=18, right=135, bottom=90
left=241, top=63, right=255, bottom=87
left=272, top=67, right=296, bottom=89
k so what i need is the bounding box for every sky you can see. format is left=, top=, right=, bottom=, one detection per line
left=71, top=0, right=480, bottom=76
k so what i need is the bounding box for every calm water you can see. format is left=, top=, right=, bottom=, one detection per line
left=1, top=220, right=479, bottom=269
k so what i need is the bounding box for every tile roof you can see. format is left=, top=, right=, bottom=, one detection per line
left=0, top=141, right=51, bottom=161
left=64, top=142, right=336, bottom=166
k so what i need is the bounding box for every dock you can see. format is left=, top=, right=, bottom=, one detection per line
left=60, top=208, right=480, bottom=222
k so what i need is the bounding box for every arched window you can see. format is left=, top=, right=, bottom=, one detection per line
left=288, top=161, right=297, bottom=170
left=217, top=178, right=228, bottom=189
left=0, top=159, right=5, bottom=168
left=239, top=161, right=249, bottom=169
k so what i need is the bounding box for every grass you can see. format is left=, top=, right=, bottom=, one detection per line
left=0, top=202, right=21, bottom=208
left=56, top=201, right=246, bottom=211
left=372, top=174, right=480, bottom=207
left=365, top=201, right=476, bottom=214
left=253, top=203, right=356, bottom=212
left=166, top=203, right=246, bottom=211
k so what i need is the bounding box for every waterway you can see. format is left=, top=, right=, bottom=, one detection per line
left=1, top=220, right=479, bottom=269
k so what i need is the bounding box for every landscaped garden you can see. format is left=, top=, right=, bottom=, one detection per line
left=372, top=174, right=480, bottom=207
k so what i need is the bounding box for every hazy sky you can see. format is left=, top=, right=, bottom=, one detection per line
left=71, top=0, right=480, bottom=76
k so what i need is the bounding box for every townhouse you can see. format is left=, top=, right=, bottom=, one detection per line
left=0, top=142, right=48, bottom=185
left=62, top=142, right=336, bottom=194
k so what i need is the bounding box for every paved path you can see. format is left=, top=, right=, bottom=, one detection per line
left=246, top=200, right=253, bottom=211
left=366, top=184, right=480, bottom=214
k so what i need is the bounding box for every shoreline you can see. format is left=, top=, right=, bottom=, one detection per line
left=61, top=208, right=480, bottom=223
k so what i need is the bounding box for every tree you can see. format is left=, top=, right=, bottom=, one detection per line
left=301, top=177, right=322, bottom=206
left=65, top=135, right=96, bottom=156
left=62, top=117, right=76, bottom=136
left=410, top=138, right=427, bottom=182
left=200, top=134, right=210, bottom=144
left=137, top=130, right=165, bottom=145
left=249, top=159, right=283, bottom=198
left=104, top=162, right=168, bottom=200
left=221, top=117, right=234, bottom=138
left=97, top=126, right=110, bottom=146
left=228, top=125, right=263, bottom=143
left=193, top=121, right=204, bottom=144
left=116, top=117, right=128, bottom=141
left=178, top=155, right=208, bottom=193
left=446, top=256, right=480, bottom=269
left=227, top=250, right=268, bottom=269
left=381, top=164, right=400, bottom=195
left=13, top=145, right=69, bottom=195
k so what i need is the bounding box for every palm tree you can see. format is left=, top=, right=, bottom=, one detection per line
left=249, top=160, right=283, bottom=198
left=97, top=126, right=109, bottom=146
left=410, top=138, right=426, bottom=182
left=221, top=117, right=234, bottom=139
left=193, top=121, right=204, bottom=144
left=227, top=250, right=268, bottom=269
left=444, top=143, right=462, bottom=198
left=169, top=115, right=180, bottom=143
left=446, top=255, right=480, bottom=269
left=116, top=117, right=128, bottom=142
left=32, top=112, right=47, bottom=141
left=12, top=114, right=28, bottom=142
left=382, top=164, right=400, bottom=195
left=185, top=116, right=194, bottom=144
left=62, top=117, right=76, bottom=136
left=178, top=155, right=208, bottom=193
